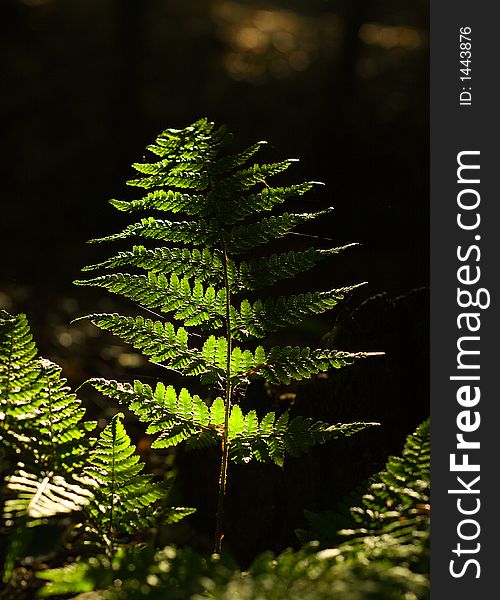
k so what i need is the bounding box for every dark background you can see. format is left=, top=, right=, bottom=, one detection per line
left=0, top=0, right=429, bottom=563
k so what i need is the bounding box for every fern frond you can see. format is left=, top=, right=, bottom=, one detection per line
left=0, top=311, right=95, bottom=473
left=76, top=274, right=226, bottom=328
left=76, top=120, right=382, bottom=553
left=236, top=245, right=357, bottom=291
left=82, top=245, right=225, bottom=285
left=90, top=216, right=212, bottom=246
left=81, top=245, right=356, bottom=294
left=213, top=140, right=266, bottom=175
left=228, top=414, right=377, bottom=467
left=87, top=379, right=377, bottom=466
left=343, top=419, right=430, bottom=539
left=300, top=420, right=430, bottom=549
left=83, top=413, right=169, bottom=544
left=224, top=209, right=333, bottom=254
left=233, top=285, right=364, bottom=340
left=219, top=181, right=318, bottom=225
left=4, top=469, right=93, bottom=519
left=109, top=190, right=212, bottom=216
left=252, top=346, right=378, bottom=385
left=78, top=314, right=226, bottom=379
left=88, top=380, right=221, bottom=451
left=0, top=311, right=41, bottom=426
left=215, top=159, right=297, bottom=198
left=127, top=169, right=210, bottom=191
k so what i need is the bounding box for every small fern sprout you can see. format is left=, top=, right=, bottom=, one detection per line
left=76, top=118, right=382, bottom=552
left=82, top=412, right=194, bottom=556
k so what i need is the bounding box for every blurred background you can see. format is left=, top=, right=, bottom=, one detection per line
left=0, top=0, right=429, bottom=562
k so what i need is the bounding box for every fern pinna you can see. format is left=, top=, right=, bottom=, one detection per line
left=76, top=118, right=380, bottom=551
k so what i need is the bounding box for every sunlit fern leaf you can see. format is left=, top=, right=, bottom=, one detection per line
left=82, top=413, right=170, bottom=545
left=76, top=315, right=375, bottom=386
left=0, top=311, right=42, bottom=434
left=214, top=159, right=297, bottom=198
left=4, top=469, right=93, bottom=520
left=75, top=314, right=224, bottom=378
left=76, top=275, right=226, bottom=329
left=77, top=120, right=375, bottom=391
left=236, top=245, right=357, bottom=291
left=163, top=506, right=197, bottom=524
left=253, top=347, right=378, bottom=385
left=0, top=311, right=96, bottom=473
left=341, top=419, right=430, bottom=541
left=223, top=209, right=333, bottom=255
left=89, top=216, right=212, bottom=245
left=213, top=140, right=266, bottom=175
left=88, top=380, right=221, bottom=451
left=232, top=285, right=365, bottom=340
left=218, top=181, right=317, bottom=225
left=109, top=190, right=212, bottom=216
left=81, top=244, right=357, bottom=296
left=87, top=379, right=377, bottom=467
left=82, top=246, right=225, bottom=287
left=127, top=170, right=210, bottom=191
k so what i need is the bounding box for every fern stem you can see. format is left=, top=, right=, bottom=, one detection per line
left=214, top=247, right=232, bottom=553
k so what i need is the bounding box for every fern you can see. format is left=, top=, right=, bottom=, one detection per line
left=0, top=311, right=97, bottom=581
left=0, top=311, right=192, bottom=583
left=37, top=541, right=425, bottom=599
left=0, top=310, right=96, bottom=476
left=4, top=470, right=94, bottom=520
left=37, top=423, right=430, bottom=599
left=341, top=419, right=430, bottom=544
left=76, top=118, right=381, bottom=551
left=87, top=379, right=371, bottom=468
left=0, top=310, right=96, bottom=529
left=298, top=420, right=430, bottom=556
left=81, top=412, right=192, bottom=554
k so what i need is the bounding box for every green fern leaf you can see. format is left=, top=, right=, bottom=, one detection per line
left=4, top=469, right=93, bottom=519
left=252, top=346, right=379, bottom=385
left=0, top=311, right=42, bottom=433
left=82, top=245, right=225, bottom=284
left=236, top=245, right=357, bottom=291
left=215, top=159, right=297, bottom=197
left=219, top=181, right=317, bottom=225
left=233, top=284, right=365, bottom=340
left=213, top=140, right=266, bottom=175
left=300, top=419, right=430, bottom=549
left=88, top=379, right=376, bottom=468
left=88, top=380, right=221, bottom=451
left=89, top=216, right=211, bottom=245
left=0, top=311, right=96, bottom=473
left=83, top=413, right=170, bottom=546
left=224, top=209, right=333, bottom=254
left=109, top=189, right=211, bottom=216
left=77, top=275, right=226, bottom=329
